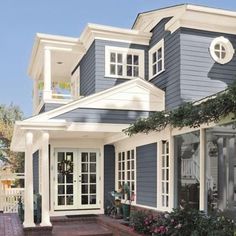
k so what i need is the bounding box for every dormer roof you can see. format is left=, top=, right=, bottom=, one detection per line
left=132, top=4, right=236, bottom=34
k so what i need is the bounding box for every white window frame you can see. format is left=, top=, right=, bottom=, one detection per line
left=116, top=148, right=136, bottom=204
left=158, top=140, right=170, bottom=211
left=149, top=39, right=165, bottom=80
left=209, top=36, right=234, bottom=64
left=105, top=46, right=145, bottom=79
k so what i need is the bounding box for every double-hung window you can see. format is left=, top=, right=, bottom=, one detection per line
left=105, top=46, right=144, bottom=79
left=117, top=149, right=135, bottom=200
left=149, top=39, right=164, bottom=79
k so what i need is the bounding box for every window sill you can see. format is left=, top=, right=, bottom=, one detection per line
left=148, top=69, right=165, bottom=81
left=105, top=74, right=140, bottom=80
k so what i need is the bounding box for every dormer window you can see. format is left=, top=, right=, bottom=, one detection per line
left=209, top=36, right=234, bottom=64
left=105, top=46, right=144, bottom=79
left=149, top=39, right=164, bottom=80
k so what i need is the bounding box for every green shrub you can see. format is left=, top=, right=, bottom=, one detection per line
left=129, top=206, right=235, bottom=236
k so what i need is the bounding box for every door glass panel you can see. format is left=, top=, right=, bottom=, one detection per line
left=81, top=152, right=97, bottom=206
left=57, top=151, right=74, bottom=206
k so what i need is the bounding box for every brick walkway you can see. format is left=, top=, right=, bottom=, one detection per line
left=0, top=213, right=24, bottom=236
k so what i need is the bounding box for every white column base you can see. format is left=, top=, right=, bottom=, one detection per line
left=40, top=221, right=52, bottom=227
left=43, top=90, right=52, bottom=100
left=23, top=222, right=36, bottom=228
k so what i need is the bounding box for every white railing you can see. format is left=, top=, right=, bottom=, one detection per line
left=0, top=188, right=24, bottom=213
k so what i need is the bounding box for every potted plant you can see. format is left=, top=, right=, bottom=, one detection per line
left=120, top=183, right=135, bottom=221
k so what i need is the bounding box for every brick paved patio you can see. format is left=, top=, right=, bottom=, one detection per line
left=0, top=213, right=24, bottom=236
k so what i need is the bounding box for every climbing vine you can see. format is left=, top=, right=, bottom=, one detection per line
left=124, top=82, right=236, bottom=136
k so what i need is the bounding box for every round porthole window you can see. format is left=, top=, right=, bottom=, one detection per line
left=209, top=36, right=234, bottom=64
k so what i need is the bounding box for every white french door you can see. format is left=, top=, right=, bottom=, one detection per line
left=54, top=149, right=99, bottom=210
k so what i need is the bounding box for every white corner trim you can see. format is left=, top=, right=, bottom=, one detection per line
left=149, top=39, right=165, bottom=80
left=105, top=46, right=145, bottom=79
left=209, top=36, right=235, bottom=64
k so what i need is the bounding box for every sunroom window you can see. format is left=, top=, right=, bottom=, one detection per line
left=105, top=46, right=144, bottom=79
left=149, top=39, right=164, bottom=80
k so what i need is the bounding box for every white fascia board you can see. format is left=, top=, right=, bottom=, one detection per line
left=25, top=78, right=165, bottom=122
left=67, top=122, right=129, bottom=133
left=80, top=23, right=152, bottom=50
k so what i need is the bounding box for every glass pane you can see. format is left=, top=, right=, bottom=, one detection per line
left=162, top=196, right=165, bottom=206
left=214, top=44, right=220, bottom=50
left=66, top=185, right=73, bottom=194
left=58, top=185, right=65, bottom=194
left=122, top=152, right=125, bottom=161
left=118, top=153, right=121, bottom=161
left=58, top=174, right=65, bottom=183
left=58, top=196, right=65, bottom=206
left=82, top=174, right=88, bottom=183
left=82, top=153, right=88, bottom=162
left=166, top=182, right=169, bottom=194
left=90, top=163, right=96, bottom=173
left=90, top=153, right=96, bottom=162
left=166, top=169, right=169, bottom=180
left=152, top=52, right=156, bottom=63
left=127, top=54, right=132, bottom=64
left=67, top=174, right=73, bottom=183
left=166, top=156, right=169, bottom=167
left=58, top=152, right=65, bottom=162
left=118, top=163, right=121, bottom=170
left=110, top=64, right=116, bottom=75
left=131, top=160, right=134, bottom=169
left=90, top=185, right=96, bottom=194
left=132, top=171, right=134, bottom=180
left=166, top=196, right=169, bottom=207
left=90, top=174, right=96, bottom=183
left=82, top=164, right=88, bottom=173
left=134, top=55, right=139, bottom=65
left=82, top=185, right=88, bottom=194
left=158, top=60, right=162, bottom=72
left=127, top=66, right=132, bottom=76
left=90, top=195, right=96, bottom=204
left=221, top=52, right=226, bottom=59
left=127, top=171, right=130, bottom=180
left=157, top=48, right=162, bottom=59
left=127, top=151, right=130, bottom=160
left=117, top=65, right=123, bottom=76
left=82, top=195, right=88, bottom=205
left=117, top=53, right=122, bottom=63
left=131, top=182, right=135, bottom=192
left=152, top=64, right=156, bottom=76
left=122, top=162, right=125, bottom=170
left=215, top=51, right=220, bottom=57
left=133, top=67, right=139, bottom=77
left=127, top=161, right=130, bottom=170
left=66, top=152, right=73, bottom=162
left=118, top=172, right=121, bottom=180
left=66, top=196, right=73, bottom=205
left=110, top=52, right=116, bottom=62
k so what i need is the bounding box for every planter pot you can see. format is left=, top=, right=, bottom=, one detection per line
left=122, top=204, right=130, bottom=221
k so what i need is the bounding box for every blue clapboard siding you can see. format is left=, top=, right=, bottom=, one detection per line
left=180, top=28, right=236, bottom=102
left=104, top=145, right=115, bottom=208
left=39, top=103, right=63, bottom=114
left=149, top=17, right=182, bottom=110
left=53, top=108, right=151, bottom=124
left=94, top=39, right=149, bottom=93
left=33, top=151, right=39, bottom=194
left=136, top=143, right=157, bottom=207
left=79, top=41, right=96, bottom=96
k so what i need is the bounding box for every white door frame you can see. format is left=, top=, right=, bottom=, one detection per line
left=53, top=148, right=101, bottom=211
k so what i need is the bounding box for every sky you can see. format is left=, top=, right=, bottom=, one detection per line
left=1, top=0, right=236, bottom=117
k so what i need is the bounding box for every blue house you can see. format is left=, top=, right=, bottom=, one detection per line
left=11, top=4, right=236, bottom=228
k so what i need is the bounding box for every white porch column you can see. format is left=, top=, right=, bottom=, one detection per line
left=40, top=131, right=51, bottom=226
left=169, top=132, right=175, bottom=210
left=43, top=48, right=52, bottom=100
left=23, top=131, right=35, bottom=228
left=199, top=128, right=207, bottom=212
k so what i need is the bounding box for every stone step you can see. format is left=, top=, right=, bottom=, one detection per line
left=51, top=215, right=98, bottom=225
left=52, top=223, right=113, bottom=236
